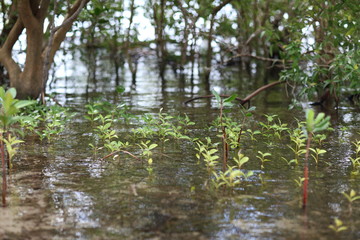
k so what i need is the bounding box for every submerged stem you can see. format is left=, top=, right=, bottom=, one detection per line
left=302, top=132, right=312, bottom=210
left=1, top=132, right=7, bottom=207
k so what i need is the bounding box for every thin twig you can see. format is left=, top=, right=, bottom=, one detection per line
left=184, top=80, right=285, bottom=106
left=183, top=94, right=243, bottom=105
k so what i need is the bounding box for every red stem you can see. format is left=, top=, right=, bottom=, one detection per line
left=302, top=132, right=312, bottom=210
left=1, top=133, right=7, bottom=207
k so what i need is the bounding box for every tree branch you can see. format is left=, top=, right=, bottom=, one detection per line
left=41, top=0, right=88, bottom=103
left=18, top=0, right=38, bottom=29
left=241, top=80, right=285, bottom=105
left=1, top=19, right=24, bottom=53
left=183, top=94, right=244, bottom=105
left=37, top=0, right=50, bottom=22
left=184, top=80, right=285, bottom=106
left=46, top=0, right=89, bottom=62
left=212, top=0, right=234, bottom=16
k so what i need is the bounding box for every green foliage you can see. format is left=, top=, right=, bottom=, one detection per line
left=329, top=218, right=348, bottom=233
left=342, top=189, right=360, bottom=203
left=36, top=105, right=73, bottom=142
left=212, top=166, right=253, bottom=189
left=2, top=134, right=24, bottom=169
left=0, top=87, right=36, bottom=169
left=310, top=148, right=327, bottom=165
left=138, top=140, right=158, bottom=159
left=294, top=177, right=305, bottom=188
left=233, top=151, right=249, bottom=170
left=0, top=87, right=36, bottom=129
left=195, top=138, right=219, bottom=170
left=305, top=109, right=331, bottom=136
left=257, top=151, right=271, bottom=169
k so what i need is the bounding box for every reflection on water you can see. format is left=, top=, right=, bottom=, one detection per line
left=1, top=56, right=360, bottom=239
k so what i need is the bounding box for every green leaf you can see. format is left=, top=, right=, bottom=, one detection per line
left=305, top=109, right=315, bottom=132
left=0, top=87, right=5, bottom=99
left=148, top=143, right=158, bottom=150
left=14, top=100, right=37, bottom=109
left=211, top=89, right=221, bottom=105
left=224, top=94, right=237, bottom=103
left=7, top=88, right=17, bottom=98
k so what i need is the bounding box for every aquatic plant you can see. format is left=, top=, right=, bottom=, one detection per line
left=294, top=177, right=305, bottom=188
left=246, top=129, right=261, bottom=141
left=211, top=89, right=237, bottom=171
left=132, top=109, right=193, bottom=141
left=282, top=157, right=298, bottom=166
left=195, top=139, right=219, bottom=170
left=349, top=140, right=360, bottom=169
left=0, top=87, right=36, bottom=206
left=212, top=166, right=253, bottom=189
left=259, top=114, right=289, bottom=145
left=310, top=148, right=327, bottom=165
left=233, top=151, right=249, bottom=170
left=329, top=218, right=347, bottom=233
left=302, top=109, right=331, bottom=209
left=34, top=105, right=73, bottom=142
left=256, top=151, right=271, bottom=169
left=138, top=140, right=158, bottom=160
left=2, top=134, right=24, bottom=169
left=342, top=189, right=360, bottom=204
left=288, top=128, right=306, bottom=161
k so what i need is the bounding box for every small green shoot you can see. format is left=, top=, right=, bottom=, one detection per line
left=342, top=189, right=360, bottom=203
left=310, top=148, right=327, bottom=165
left=294, top=177, right=305, bottom=187
left=257, top=151, right=271, bottom=169
left=329, top=218, right=347, bottom=233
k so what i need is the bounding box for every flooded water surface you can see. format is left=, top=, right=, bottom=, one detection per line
left=1, top=59, right=360, bottom=240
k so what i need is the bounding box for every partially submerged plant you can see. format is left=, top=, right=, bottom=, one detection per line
left=0, top=87, right=35, bottom=206
left=212, top=166, right=253, bottom=189
left=195, top=138, right=219, bottom=170
left=349, top=140, right=360, bottom=169
left=310, top=147, right=327, bottom=165
left=257, top=151, right=271, bottom=169
left=329, top=218, right=347, bottom=233
left=342, top=189, right=360, bottom=204
left=294, top=177, right=305, bottom=188
left=302, top=109, right=331, bottom=209
left=211, top=89, right=238, bottom=171
left=233, top=151, right=249, bottom=170
left=288, top=128, right=306, bottom=161
left=138, top=140, right=158, bottom=160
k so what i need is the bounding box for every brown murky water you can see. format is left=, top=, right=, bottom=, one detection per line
left=1, top=59, right=360, bottom=239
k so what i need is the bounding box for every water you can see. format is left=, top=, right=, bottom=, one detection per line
left=1, top=57, right=360, bottom=239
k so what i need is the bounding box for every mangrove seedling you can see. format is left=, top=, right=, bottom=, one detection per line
left=349, top=140, right=360, bottom=169
left=342, top=189, right=360, bottom=204
left=302, top=109, right=331, bottom=209
left=0, top=87, right=36, bottom=206
left=195, top=138, right=219, bottom=170
left=246, top=129, right=261, bottom=141
left=138, top=140, right=158, bottom=160
left=2, top=134, right=24, bottom=169
left=310, top=148, right=327, bottom=165
left=212, top=166, right=253, bottom=189
left=288, top=128, right=306, bottom=160
left=211, top=88, right=238, bottom=171
left=256, top=151, right=271, bottom=169
left=281, top=157, right=298, bottom=166
left=294, top=177, right=305, bottom=188
left=36, top=105, right=73, bottom=142
left=329, top=218, right=347, bottom=233
left=233, top=151, right=249, bottom=169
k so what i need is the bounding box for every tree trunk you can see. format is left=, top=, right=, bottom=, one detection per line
left=0, top=0, right=88, bottom=100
